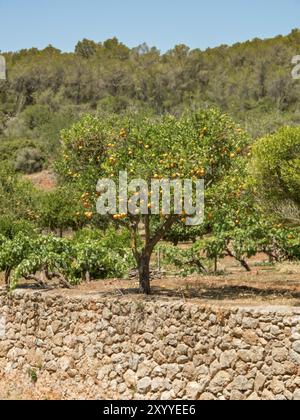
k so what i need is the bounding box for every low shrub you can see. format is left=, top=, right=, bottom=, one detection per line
left=15, top=147, right=44, bottom=174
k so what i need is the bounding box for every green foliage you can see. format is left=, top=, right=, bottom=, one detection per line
left=56, top=114, right=108, bottom=188
left=0, top=227, right=134, bottom=289
left=9, top=234, right=75, bottom=288
left=72, top=238, right=132, bottom=280
left=158, top=243, right=207, bottom=277
left=22, top=105, right=52, bottom=131
left=37, top=186, right=81, bottom=233
left=0, top=233, right=34, bottom=287
left=58, top=108, right=248, bottom=206
left=162, top=222, right=204, bottom=246
left=72, top=227, right=134, bottom=279
left=251, top=127, right=300, bottom=222
left=263, top=226, right=300, bottom=261
left=159, top=224, right=300, bottom=276
left=57, top=108, right=248, bottom=293
left=0, top=163, right=39, bottom=222
left=0, top=30, right=300, bottom=134
left=0, top=138, right=40, bottom=164
left=15, top=147, right=44, bottom=174
left=2, top=30, right=300, bottom=167
left=27, top=368, right=38, bottom=384
left=175, top=153, right=300, bottom=271
left=2, top=30, right=300, bottom=290
left=0, top=215, right=35, bottom=239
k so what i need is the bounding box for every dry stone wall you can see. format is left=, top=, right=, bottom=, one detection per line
left=0, top=290, right=300, bottom=400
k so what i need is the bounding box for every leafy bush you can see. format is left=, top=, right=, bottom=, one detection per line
left=1, top=228, right=134, bottom=289
left=9, top=234, right=75, bottom=289
left=251, top=127, right=300, bottom=223
left=0, top=138, right=41, bottom=164
left=22, top=105, right=52, bottom=131
left=0, top=163, right=39, bottom=221
left=157, top=243, right=208, bottom=277
left=72, top=239, right=132, bottom=281
left=0, top=233, right=35, bottom=288
left=72, top=227, right=134, bottom=280
left=0, top=215, right=36, bottom=239
left=37, top=186, right=81, bottom=234
left=162, top=221, right=205, bottom=246
left=15, top=147, right=44, bottom=174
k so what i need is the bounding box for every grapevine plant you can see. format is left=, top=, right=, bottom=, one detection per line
left=0, top=231, right=133, bottom=290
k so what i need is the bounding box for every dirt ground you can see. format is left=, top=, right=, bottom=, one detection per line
left=48, top=270, right=300, bottom=308
left=1, top=255, right=300, bottom=308
left=24, top=170, right=56, bottom=191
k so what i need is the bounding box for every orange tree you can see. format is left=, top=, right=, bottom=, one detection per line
left=202, top=163, right=263, bottom=271
left=201, top=158, right=300, bottom=271
left=37, top=186, right=82, bottom=236
left=157, top=163, right=264, bottom=274
left=57, top=109, right=249, bottom=294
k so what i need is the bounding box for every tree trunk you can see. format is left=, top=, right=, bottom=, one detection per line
left=85, top=271, right=91, bottom=283
left=157, top=249, right=161, bottom=272
left=240, top=258, right=251, bottom=272
left=226, top=247, right=251, bottom=273
left=5, top=268, right=11, bottom=290
left=138, top=254, right=151, bottom=295
left=214, top=257, right=218, bottom=273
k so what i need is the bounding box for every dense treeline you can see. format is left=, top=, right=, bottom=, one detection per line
left=1, top=30, right=300, bottom=170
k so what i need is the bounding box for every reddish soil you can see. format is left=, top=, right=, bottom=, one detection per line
left=24, top=170, right=56, bottom=191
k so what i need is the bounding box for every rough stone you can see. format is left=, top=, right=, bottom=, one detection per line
left=137, top=363, right=152, bottom=379
left=269, top=379, right=285, bottom=395
left=1, top=292, right=300, bottom=400
left=186, top=382, right=201, bottom=400
left=209, top=371, right=231, bottom=394
left=123, top=370, right=137, bottom=388
left=292, top=341, right=300, bottom=354
left=231, top=376, right=253, bottom=392
left=58, top=356, right=73, bottom=372
left=177, top=344, right=189, bottom=355
left=199, top=392, right=215, bottom=401
left=220, top=350, right=237, bottom=368
left=247, top=392, right=260, bottom=401
left=272, top=347, right=289, bottom=362
left=161, top=390, right=175, bottom=400
left=230, top=390, right=244, bottom=400
left=254, top=373, right=266, bottom=393
left=293, top=390, right=300, bottom=401
left=153, top=350, right=166, bottom=365
left=137, top=377, right=152, bottom=394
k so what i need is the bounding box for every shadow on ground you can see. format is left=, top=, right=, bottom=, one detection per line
left=5, top=280, right=300, bottom=306
left=60, top=284, right=300, bottom=303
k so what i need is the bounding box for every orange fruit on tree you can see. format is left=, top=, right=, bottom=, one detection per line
left=85, top=212, right=93, bottom=220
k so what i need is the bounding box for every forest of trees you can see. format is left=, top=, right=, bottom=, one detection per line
left=1, top=29, right=300, bottom=171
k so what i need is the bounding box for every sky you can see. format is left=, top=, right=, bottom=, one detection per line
left=1, top=0, right=300, bottom=53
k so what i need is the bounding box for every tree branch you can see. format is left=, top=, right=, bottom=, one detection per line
left=147, top=215, right=177, bottom=255
left=129, top=221, right=140, bottom=261
left=24, top=275, right=47, bottom=288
